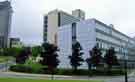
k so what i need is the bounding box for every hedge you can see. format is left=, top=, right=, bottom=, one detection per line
left=10, top=64, right=124, bottom=76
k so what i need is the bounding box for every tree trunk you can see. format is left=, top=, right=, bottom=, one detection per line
left=72, top=66, right=77, bottom=73
left=107, top=65, right=112, bottom=75
left=49, top=66, right=54, bottom=80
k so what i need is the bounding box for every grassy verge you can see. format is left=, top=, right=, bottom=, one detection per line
left=0, top=56, right=13, bottom=63
left=0, top=78, right=103, bottom=82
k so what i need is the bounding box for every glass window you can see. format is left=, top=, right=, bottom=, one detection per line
left=44, top=16, right=48, bottom=20
left=72, top=22, right=77, bottom=41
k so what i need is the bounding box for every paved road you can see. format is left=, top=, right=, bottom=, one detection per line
left=0, top=62, right=135, bottom=82
left=0, top=72, right=135, bottom=82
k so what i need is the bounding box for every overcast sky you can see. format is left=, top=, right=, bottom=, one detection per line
left=1, top=0, right=135, bottom=45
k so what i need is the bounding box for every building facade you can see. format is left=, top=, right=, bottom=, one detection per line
left=43, top=9, right=81, bottom=44
left=0, top=1, right=12, bottom=48
left=58, top=19, right=96, bottom=69
left=10, top=38, right=23, bottom=48
left=72, top=9, right=85, bottom=20
left=58, top=19, right=135, bottom=69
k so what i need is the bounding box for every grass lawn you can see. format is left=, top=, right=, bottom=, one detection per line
left=0, top=56, right=13, bottom=63
left=0, top=78, right=103, bottom=82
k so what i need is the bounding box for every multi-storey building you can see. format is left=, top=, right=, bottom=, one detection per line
left=58, top=19, right=135, bottom=69
left=58, top=19, right=96, bottom=69
left=72, top=9, right=85, bottom=20
left=10, top=38, right=23, bottom=48
left=0, top=1, right=12, bottom=48
left=43, top=9, right=84, bottom=44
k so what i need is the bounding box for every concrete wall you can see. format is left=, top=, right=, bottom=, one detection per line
left=76, top=20, right=96, bottom=69
left=47, top=11, right=58, bottom=44
left=58, top=19, right=96, bottom=69
left=44, top=10, right=80, bottom=44
left=58, top=24, right=72, bottom=68
left=60, top=12, right=80, bottom=26
left=0, top=1, right=12, bottom=48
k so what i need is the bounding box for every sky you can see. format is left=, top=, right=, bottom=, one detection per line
left=1, top=0, right=135, bottom=45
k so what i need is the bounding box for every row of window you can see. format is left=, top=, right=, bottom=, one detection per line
left=44, top=16, right=48, bottom=42
left=59, top=12, right=80, bottom=26
left=0, top=37, right=4, bottom=48
left=96, top=31, right=131, bottom=48
left=95, top=22, right=134, bottom=44
left=97, top=39, right=127, bottom=54
left=71, top=23, right=77, bottom=43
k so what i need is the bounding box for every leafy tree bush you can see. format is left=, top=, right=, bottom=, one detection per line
left=104, top=47, right=119, bottom=72
left=10, top=65, right=124, bottom=76
left=57, top=69, right=90, bottom=75
left=16, top=47, right=31, bottom=64
left=69, top=41, right=84, bottom=72
left=0, top=48, right=22, bottom=57
left=10, top=64, right=33, bottom=73
left=31, top=46, right=42, bottom=57
left=86, top=46, right=102, bottom=70
left=40, top=43, right=59, bottom=73
left=24, top=58, right=46, bottom=73
left=40, top=43, right=59, bottom=80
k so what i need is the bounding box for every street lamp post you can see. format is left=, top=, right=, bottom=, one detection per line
left=124, top=40, right=129, bottom=82
left=124, top=53, right=128, bottom=82
left=120, top=39, right=128, bottom=82
left=123, top=32, right=135, bottom=82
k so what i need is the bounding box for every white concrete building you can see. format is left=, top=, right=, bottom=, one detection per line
left=10, top=38, right=24, bottom=48
left=72, top=9, right=85, bottom=20
left=0, top=1, right=12, bottom=48
left=58, top=19, right=96, bottom=69
left=43, top=9, right=81, bottom=44
left=58, top=19, right=135, bottom=69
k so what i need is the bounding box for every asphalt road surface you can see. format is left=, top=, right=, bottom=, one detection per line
left=0, top=72, right=135, bottom=82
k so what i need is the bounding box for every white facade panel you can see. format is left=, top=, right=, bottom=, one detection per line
left=112, top=31, right=128, bottom=42
left=58, top=19, right=96, bottom=69
left=43, top=10, right=80, bottom=44
left=76, top=20, right=96, bottom=69
left=60, top=12, right=80, bottom=26
left=47, top=12, right=58, bottom=44
left=58, top=25, right=72, bottom=68
left=96, top=23, right=110, bottom=34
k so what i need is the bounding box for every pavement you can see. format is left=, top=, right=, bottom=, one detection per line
left=0, top=62, right=135, bottom=82
left=0, top=71, right=135, bottom=82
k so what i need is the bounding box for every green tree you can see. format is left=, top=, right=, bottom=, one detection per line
left=104, top=47, right=119, bottom=71
left=16, top=47, right=31, bottom=64
left=86, top=46, right=102, bottom=70
left=0, top=47, right=23, bottom=57
left=32, top=46, right=42, bottom=57
left=69, top=41, right=84, bottom=72
left=40, top=43, right=59, bottom=77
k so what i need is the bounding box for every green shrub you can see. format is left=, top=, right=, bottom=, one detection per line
left=10, top=60, right=124, bottom=76
left=10, top=59, right=46, bottom=74
left=10, top=64, right=45, bottom=74
left=90, top=69, right=124, bottom=76
left=25, top=58, right=47, bottom=73
left=10, top=64, right=33, bottom=73
left=56, top=68, right=124, bottom=76
left=57, top=69, right=73, bottom=75
left=10, top=57, right=48, bottom=74
left=57, top=69, right=90, bottom=75
left=109, top=69, right=125, bottom=75
left=0, top=48, right=23, bottom=57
